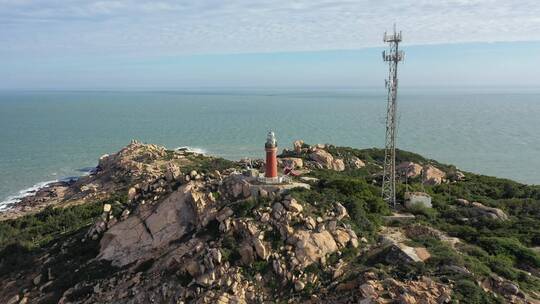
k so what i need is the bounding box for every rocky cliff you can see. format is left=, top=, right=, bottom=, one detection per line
left=1, top=140, right=540, bottom=304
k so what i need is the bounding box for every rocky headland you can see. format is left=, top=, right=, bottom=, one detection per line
left=1, top=140, right=540, bottom=304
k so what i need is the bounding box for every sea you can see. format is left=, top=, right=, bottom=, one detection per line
left=1, top=88, right=539, bottom=209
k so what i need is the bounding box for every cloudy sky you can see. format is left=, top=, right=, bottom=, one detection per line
left=1, top=0, right=540, bottom=89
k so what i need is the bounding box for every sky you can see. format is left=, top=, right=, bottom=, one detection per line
left=1, top=0, right=540, bottom=89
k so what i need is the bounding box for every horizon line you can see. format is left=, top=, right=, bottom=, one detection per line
left=1, top=85, right=540, bottom=92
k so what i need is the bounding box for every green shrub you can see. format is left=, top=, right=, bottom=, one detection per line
left=185, top=155, right=237, bottom=173
left=0, top=200, right=104, bottom=250
left=293, top=174, right=390, bottom=237
left=230, top=197, right=269, bottom=218
left=221, top=234, right=241, bottom=263
left=265, top=228, right=284, bottom=250
left=453, top=279, right=503, bottom=303
left=407, top=204, right=438, bottom=220
left=478, top=237, right=540, bottom=268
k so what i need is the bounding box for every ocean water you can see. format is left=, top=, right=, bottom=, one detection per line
left=1, top=88, right=539, bottom=207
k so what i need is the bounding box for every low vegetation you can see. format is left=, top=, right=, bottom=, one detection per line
left=0, top=201, right=103, bottom=250
left=284, top=145, right=540, bottom=302
left=0, top=198, right=122, bottom=303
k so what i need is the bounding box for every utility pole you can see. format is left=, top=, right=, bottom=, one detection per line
left=381, top=25, right=404, bottom=208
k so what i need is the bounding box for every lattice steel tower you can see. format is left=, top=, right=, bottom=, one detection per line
left=381, top=25, right=404, bottom=208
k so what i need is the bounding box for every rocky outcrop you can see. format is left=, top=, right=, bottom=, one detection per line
left=480, top=274, right=537, bottom=303
left=379, top=227, right=431, bottom=264
left=309, top=149, right=345, bottom=171
left=423, top=165, right=446, bottom=185
left=278, top=157, right=303, bottom=169
left=397, top=161, right=423, bottom=178
left=98, top=182, right=215, bottom=266
left=283, top=141, right=366, bottom=172
left=291, top=230, right=339, bottom=266
left=6, top=140, right=535, bottom=304
left=351, top=156, right=366, bottom=169
left=0, top=140, right=200, bottom=221
left=224, top=176, right=257, bottom=200
left=449, top=170, right=466, bottom=181
left=456, top=198, right=509, bottom=221
left=397, top=162, right=447, bottom=185
left=95, top=140, right=169, bottom=184
left=384, top=243, right=431, bottom=264
left=361, top=275, right=452, bottom=303
left=293, top=140, right=304, bottom=154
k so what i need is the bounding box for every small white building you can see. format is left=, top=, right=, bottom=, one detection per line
left=404, top=192, right=432, bottom=209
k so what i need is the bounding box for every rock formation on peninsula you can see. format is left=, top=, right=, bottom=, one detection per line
left=1, top=140, right=539, bottom=304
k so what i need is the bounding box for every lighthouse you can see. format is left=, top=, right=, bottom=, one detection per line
left=265, top=131, right=278, bottom=180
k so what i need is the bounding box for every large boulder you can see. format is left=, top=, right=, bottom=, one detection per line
left=164, top=163, right=182, bottom=182
left=379, top=226, right=431, bottom=264
left=309, top=149, right=333, bottom=167
left=471, top=202, right=509, bottom=221
left=293, top=140, right=304, bottom=154
left=223, top=175, right=253, bottom=200
left=127, top=187, right=137, bottom=202
left=291, top=230, right=339, bottom=266
left=283, top=198, right=303, bottom=213
left=481, top=274, right=526, bottom=302
left=252, top=238, right=268, bottom=260
left=309, top=149, right=345, bottom=171
left=334, top=202, right=349, bottom=221
left=456, top=199, right=509, bottom=221
left=422, top=165, right=446, bottom=185
left=332, top=159, right=346, bottom=171
left=351, top=157, right=366, bottom=169
left=98, top=182, right=211, bottom=266
left=449, top=170, right=466, bottom=181
left=333, top=228, right=352, bottom=248
left=386, top=243, right=431, bottom=264
left=279, top=157, right=304, bottom=169
left=239, top=242, right=255, bottom=265
left=397, top=162, right=423, bottom=178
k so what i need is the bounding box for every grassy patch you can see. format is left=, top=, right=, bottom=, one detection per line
left=0, top=200, right=105, bottom=250
left=290, top=173, right=389, bottom=238
left=184, top=154, right=238, bottom=173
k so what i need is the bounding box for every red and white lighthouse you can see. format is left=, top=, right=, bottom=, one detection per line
left=265, top=131, right=278, bottom=179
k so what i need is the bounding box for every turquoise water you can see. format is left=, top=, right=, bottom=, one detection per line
left=1, top=88, right=539, bottom=206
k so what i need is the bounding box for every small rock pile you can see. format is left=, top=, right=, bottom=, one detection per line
left=334, top=272, right=452, bottom=303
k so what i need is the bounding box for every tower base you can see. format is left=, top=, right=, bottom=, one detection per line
left=257, top=175, right=290, bottom=185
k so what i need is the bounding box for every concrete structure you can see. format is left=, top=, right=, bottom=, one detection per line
left=265, top=131, right=278, bottom=180
left=404, top=191, right=432, bottom=209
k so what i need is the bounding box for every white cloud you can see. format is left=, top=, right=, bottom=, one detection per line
left=0, top=0, right=539, bottom=55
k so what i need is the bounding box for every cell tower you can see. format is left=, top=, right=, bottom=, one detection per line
left=381, top=25, right=404, bottom=208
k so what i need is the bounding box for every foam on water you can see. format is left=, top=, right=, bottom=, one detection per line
left=175, top=146, right=207, bottom=155
left=0, top=168, right=93, bottom=211
left=0, top=180, right=58, bottom=211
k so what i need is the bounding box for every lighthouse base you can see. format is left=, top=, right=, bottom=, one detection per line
left=258, top=175, right=290, bottom=185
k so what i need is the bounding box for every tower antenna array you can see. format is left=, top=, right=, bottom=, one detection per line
left=381, top=25, right=404, bottom=208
